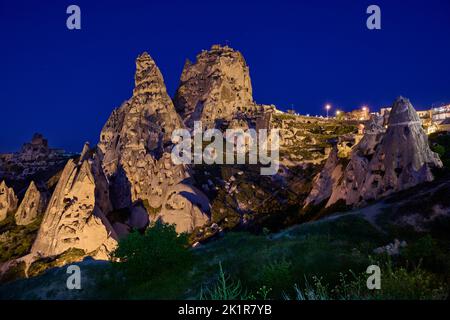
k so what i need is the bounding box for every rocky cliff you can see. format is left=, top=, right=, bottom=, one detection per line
left=98, top=52, right=210, bottom=233
left=0, top=133, right=70, bottom=182
left=14, top=181, right=47, bottom=225
left=303, top=145, right=343, bottom=207
left=1, top=46, right=446, bottom=279
left=325, top=97, right=442, bottom=207
left=174, top=45, right=257, bottom=129
left=0, top=181, right=18, bottom=222
left=31, top=146, right=117, bottom=260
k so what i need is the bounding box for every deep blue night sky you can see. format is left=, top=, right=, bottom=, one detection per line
left=1, top=0, right=450, bottom=152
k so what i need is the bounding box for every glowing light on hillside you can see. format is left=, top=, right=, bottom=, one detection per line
left=325, top=104, right=331, bottom=118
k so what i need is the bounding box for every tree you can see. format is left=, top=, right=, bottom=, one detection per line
left=112, top=222, right=193, bottom=284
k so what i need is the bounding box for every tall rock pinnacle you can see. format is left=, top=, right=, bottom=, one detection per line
left=362, top=96, right=442, bottom=200
left=15, top=181, right=47, bottom=225
left=31, top=145, right=117, bottom=259
left=98, top=52, right=184, bottom=207
left=304, top=145, right=343, bottom=207
left=174, top=45, right=256, bottom=128
left=326, top=96, right=443, bottom=207
left=0, top=181, right=18, bottom=222
left=97, top=52, right=210, bottom=233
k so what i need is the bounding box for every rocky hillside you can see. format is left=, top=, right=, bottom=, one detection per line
left=0, top=46, right=448, bottom=284
left=0, top=133, right=71, bottom=185
left=304, top=97, right=443, bottom=210
left=98, top=52, right=209, bottom=234
left=0, top=181, right=18, bottom=222
left=174, top=45, right=257, bottom=129
left=31, top=152, right=117, bottom=260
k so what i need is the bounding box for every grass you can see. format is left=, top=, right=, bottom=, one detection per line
left=189, top=215, right=387, bottom=299
left=1, top=203, right=449, bottom=300
left=0, top=261, right=26, bottom=284
left=27, top=248, right=86, bottom=278
left=199, top=262, right=248, bottom=300
left=282, top=260, right=447, bottom=300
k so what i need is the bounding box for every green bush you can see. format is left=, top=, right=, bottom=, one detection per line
left=429, top=132, right=450, bottom=168
left=112, top=222, right=193, bottom=285
left=283, top=259, right=448, bottom=300
left=372, top=262, right=447, bottom=300
left=432, top=144, right=446, bottom=158
left=0, top=261, right=26, bottom=284
left=0, top=212, right=42, bottom=263
left=258, top=259, right=293, bottom=296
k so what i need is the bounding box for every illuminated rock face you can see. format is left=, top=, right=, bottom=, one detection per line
left=174, top=45, right=257, bottom=129
left=327, top=97, right=442, bottom=207
left=15, top=181, right=47, bottom=225
left=31, top=151, right=118, bottom=260
left=304, top=145, right=343, bottom=207
left=0, top=181, right=18, bottom=222
left=98, top=52, right=210, bottom=233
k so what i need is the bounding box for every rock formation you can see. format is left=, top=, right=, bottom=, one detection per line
left=147, top=154, right=210, bottom=233
left=304, top=145, right=343, bottom=207
left=15, top=181, right=47, bottom=225
left=327, top=97, right=442, bottom=207
left=0, top=181, right=18, bottom=221
left=0, top=133, right=70, bottom=182
left=98, top=52, right=210, bottom=233
left=31, top=146, right=117, bottom=260
left=18, top=133, right=53, bottom=162
left=174, top=45, right=257, bottom=129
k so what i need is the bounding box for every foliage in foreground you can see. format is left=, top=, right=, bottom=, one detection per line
left=282, top=261, right=447, bottom=300
left=200, top=259, right=448, bottom=300
left=101, top=222, right=193, bottom=299
left=2, top=211, right=448, bottom=300
left=0, top=212, right=42, bottom=262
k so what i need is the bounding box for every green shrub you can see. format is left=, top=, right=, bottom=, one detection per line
left=258, top=259, right=293, bottom=296
left=283, top=259, right=448, bottom=300
left=0, top=212, right=42, bottom=263
left=111, top=222, right=192, bottom=285
left=429, top=132, right=450, bottom=168
left=432, top=144, right=446, bottom=158
left=0, top=261, right=26, bottom=284
left=403, top=236, right=437, bottom=264
left=372, top=262, right=447, bottom=300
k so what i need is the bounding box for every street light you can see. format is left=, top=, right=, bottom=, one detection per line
left=336, top=110, right=341, bottom=117
left=325, top=104, right=331, bottom=118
